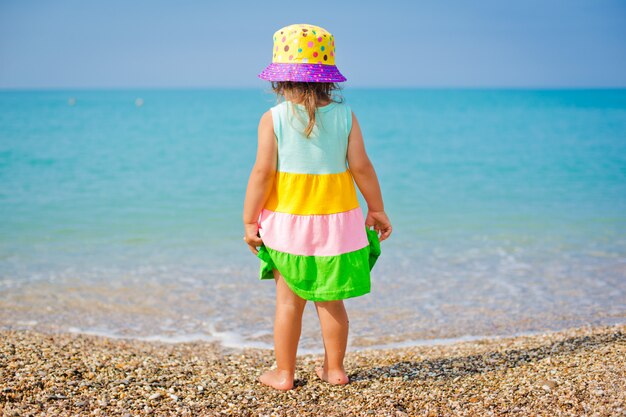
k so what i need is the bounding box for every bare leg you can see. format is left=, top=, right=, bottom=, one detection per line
left=314, top=300, right=350, bottom=385
left=259, top=269, right=307, bottom=390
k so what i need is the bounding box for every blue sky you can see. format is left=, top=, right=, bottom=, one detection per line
left=1, top=0, right=625, bottom=89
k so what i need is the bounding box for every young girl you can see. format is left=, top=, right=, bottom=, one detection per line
left=243, top=23, right=392, bottom=391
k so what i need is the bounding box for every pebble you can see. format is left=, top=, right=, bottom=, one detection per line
left=0, top=324, right=624, bottom=416
left=148, top=392, right=162, bottom=400
left=538, top=378, right=558, bottom=391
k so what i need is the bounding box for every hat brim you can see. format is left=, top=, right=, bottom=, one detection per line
left=258, top=63, right=347, bottom=83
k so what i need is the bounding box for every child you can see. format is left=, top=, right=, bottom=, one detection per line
left=243, top=23, right=392, bottom=391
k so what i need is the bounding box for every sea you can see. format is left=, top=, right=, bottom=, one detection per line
left=1, top=88, right=625, bottom=353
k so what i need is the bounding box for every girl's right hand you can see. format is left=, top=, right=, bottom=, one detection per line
left=243, top=222, right=263, bottom=255
left=365, top=210, right=392, bottom=241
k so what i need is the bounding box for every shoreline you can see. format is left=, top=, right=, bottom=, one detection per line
left=1, top=323, right=624, bottom=416
left=6, top=314, right=625, bottom=354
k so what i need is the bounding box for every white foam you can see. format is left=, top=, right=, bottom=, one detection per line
left=64, top=325, right=317, bottom=353
left=15, top=320, right=38, bottom=326
left=63, top=319, right=626, bottom=355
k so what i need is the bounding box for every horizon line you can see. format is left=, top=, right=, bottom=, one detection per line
left=2, top=85, right=626, bottom=92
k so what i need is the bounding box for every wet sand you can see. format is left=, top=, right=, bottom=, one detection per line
left=1, top=323, right=624, bottom=416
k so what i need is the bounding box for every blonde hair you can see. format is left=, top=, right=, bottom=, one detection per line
left=271, top=81, right=343, bottom=138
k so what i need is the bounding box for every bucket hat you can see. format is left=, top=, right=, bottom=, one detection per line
left=258, top=23, right=347, bottom=83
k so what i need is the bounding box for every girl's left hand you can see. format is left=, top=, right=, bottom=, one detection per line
left=243, top=222, right=263, bottom=255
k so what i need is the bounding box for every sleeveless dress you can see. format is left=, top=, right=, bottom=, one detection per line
left=256, top=99, right=381, bottom=301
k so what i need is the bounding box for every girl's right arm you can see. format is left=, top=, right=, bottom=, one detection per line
left=347, top=111, right=392, bottom=241
left=242, top=110, right=277, bottom=254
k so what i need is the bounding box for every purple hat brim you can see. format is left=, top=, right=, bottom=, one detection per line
left=258, top=63, right=347, bottom=83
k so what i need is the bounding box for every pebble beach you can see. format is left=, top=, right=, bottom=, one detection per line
left=1, top=323, right=624, bottom=416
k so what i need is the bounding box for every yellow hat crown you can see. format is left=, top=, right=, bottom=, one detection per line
left=272, top=24, right=336, bottom=65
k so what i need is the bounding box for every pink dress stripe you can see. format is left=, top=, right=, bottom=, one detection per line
left=258, top=207, right=368, bottom=257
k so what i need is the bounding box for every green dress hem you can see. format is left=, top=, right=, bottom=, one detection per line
left=257, top=227, right=381, bottom=301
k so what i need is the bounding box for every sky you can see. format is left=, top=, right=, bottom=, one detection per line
left=1, top=0, right=625, bottom=89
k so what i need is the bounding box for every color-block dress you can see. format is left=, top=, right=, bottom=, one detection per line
left=256, top=99, right=381, bottom=301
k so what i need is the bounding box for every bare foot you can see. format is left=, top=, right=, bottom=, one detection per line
left=258, top=369, right=294, bottom=391
left=315, top=366, right=349, bottom=385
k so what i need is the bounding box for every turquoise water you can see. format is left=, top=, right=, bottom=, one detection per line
left=1, top=88, right=625, bottom=351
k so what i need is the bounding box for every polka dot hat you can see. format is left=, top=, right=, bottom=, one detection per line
left=258, top=23, right=347, bottom=83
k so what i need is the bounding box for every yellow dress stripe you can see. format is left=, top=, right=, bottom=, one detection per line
left=264, top=169, right=359, bottom=215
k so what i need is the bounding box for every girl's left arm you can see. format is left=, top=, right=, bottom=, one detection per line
left=242, top=110, right=277, bottom=254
